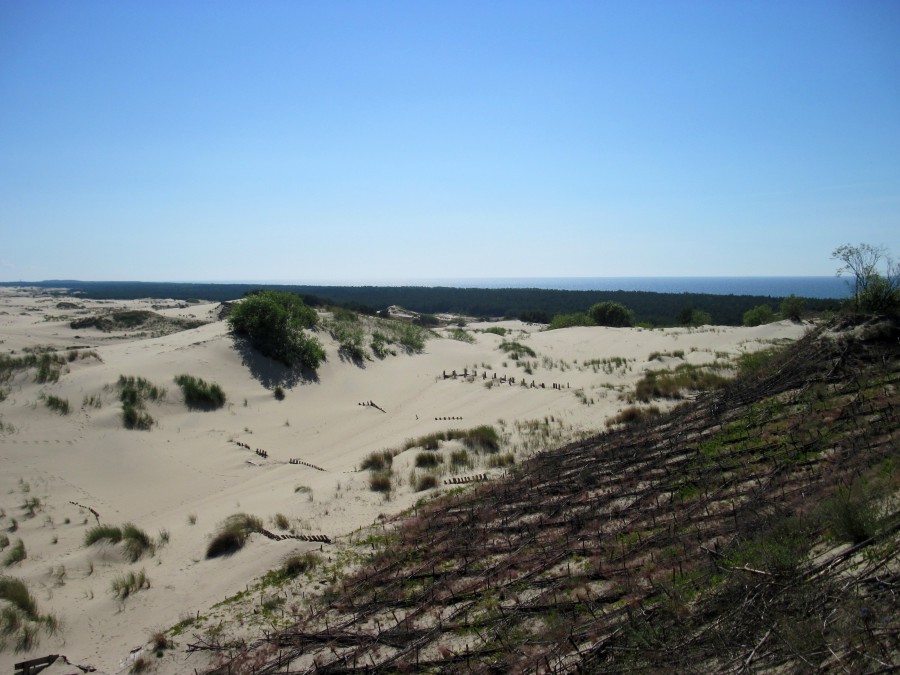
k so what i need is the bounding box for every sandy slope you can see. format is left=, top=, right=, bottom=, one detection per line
left=0, top=287, right=807, bottom=672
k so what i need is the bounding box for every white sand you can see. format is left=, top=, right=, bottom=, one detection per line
left=0, top=287, right=807, bottom=672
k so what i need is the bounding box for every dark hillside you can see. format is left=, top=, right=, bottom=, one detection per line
left=205, top=318, right=899, bottom=673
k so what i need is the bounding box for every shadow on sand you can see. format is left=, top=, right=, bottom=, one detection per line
left=231, top=336, right=319, bottom=389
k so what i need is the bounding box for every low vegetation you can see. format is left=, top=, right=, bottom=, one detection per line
left=71, top=309, right=204, bottom=335
left=174, top=374, right=226, bottom=410
left=0, top=576, right=58, bottom=652
left=84, top=523, right=154, bottom=562
left=628, top=361, right=731, bottom=402
left=206, top=513, right=263, bottom=558
left=111, top=569, right=150, bottom=599
left=42, top=394, right=69, bottom=415
left=2, top=539, right=25, bottom=566
left=117, top=375, right=163, bottom=430
left=209, top=317, right=899, bottom=672
left=228, top=290, right=325, bottom=370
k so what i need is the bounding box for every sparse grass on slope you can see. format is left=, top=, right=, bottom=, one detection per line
left=210, top=318, right=900, bottom=673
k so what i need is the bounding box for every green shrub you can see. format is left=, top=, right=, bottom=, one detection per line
left=174, top=374, right=226, bottom=410
left=780, top=294, right=805, bottom=321
left=743, top=304, right=775, bottom=327
left=228, top=290, right=325, bottom=369
left=206, top=513, right=263, bottom=558
left=588, top=301, right=635, bottom=327
left=482, top=326, right=507, bottom=336
left=273, top=386, right=285, bottom=400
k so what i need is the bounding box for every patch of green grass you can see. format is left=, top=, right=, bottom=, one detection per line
left=498, top=340, right=536, bottom=359
left=43, top=394, right=69, bottom=415
left=630, top=363, right=731, bottom=402
left=447, top=327, right=475, bottom=343
left=174, top=374, right=226, bottom=410
left=85, top=524, right=123, bottom=546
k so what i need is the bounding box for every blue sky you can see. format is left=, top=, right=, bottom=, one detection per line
left=1, top=1, right=898, bottom=282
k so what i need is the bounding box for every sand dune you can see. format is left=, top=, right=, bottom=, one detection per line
left=0, top=287, right=807, bottom=672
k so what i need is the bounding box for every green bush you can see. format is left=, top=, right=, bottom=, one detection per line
left=228, top=290, right=325, bottom=369
left=482, top=326, right=507, bottom=336
left=587, top=301, right=635, bottom=327
left=743, top=304, right=775, bottom=327
left=174, top=374, right=226, bottom=410
left=780, top=295, right=805, bottom=321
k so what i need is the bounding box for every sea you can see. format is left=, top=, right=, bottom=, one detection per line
left=264, top=277, right=850, bottom=299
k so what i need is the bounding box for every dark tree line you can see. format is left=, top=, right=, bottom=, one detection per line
left=2, top=280, right=841, bottom=326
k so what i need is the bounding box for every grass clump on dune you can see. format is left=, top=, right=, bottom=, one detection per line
left=111, top=569, right=150, bottom=599
left=206, top=513, right=263, bottom=558
left=84, top=523, right=154, bottom=562
left=0, top=576, right=58, bottom=652
left=3, top=539, right=25, bottom=567
left=117, top=375, right=162, bottom=430
left=42, top=394, right=69, bottom=415
left=174, top=374, right=226, bottom=410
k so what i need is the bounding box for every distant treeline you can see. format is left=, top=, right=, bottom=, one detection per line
left=1, top=280, right=841, bottom=326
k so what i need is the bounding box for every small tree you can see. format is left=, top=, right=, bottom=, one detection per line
left=743, top=304, right=775, bottom=327
left=832, top=243, right=900, bottom=313
left=779, top=294, right=805, bottom=322
left=587, top=301, right=635, bottom=327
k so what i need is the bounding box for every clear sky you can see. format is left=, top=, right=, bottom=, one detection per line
left=1, top=1, right=898, bottom=282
